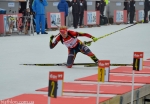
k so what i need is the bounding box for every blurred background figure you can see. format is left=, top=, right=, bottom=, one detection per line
left=18, top=2, right=21, bottom=13
left=144, top=0, right=149, bottom=23
left=67, top=0, right=73, bottom=27
left=124, top=0, right=130, bottom=23
left=79, top=0, right=87, bottom=28
left=104, top=0, right=109, bottom=16
left=99, top=0, right=108, bottom=25
left=100, top=0, right=106, bottom=16
left=26, top=0, right=30, bottom=13
left=71, top=0, right=80, bottom=29
left=32, top=0, right=48, bottom=34
left=149, top=1, right=150, bottom=22
left=57, top=0, right=68, bottom=25
left=130, top=0, right=135, bottom=24
left=96, top=3, right=100, bottom=11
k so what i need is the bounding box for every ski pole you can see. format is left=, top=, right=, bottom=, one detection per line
left=51, top=21, right=59, bottom=28
left=84, top=22, right=138, bottom=45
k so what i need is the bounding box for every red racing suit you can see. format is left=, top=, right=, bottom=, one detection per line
left=50, top=30, right=98, bottom=68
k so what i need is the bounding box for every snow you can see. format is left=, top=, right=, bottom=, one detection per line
left=0, top=23, right=150, bottom=100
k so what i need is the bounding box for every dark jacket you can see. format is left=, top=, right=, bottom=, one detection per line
left=71, top=0, right=80, bottom=13
left=149, top=1, right=150, bottom=11
left=66, top=1, right=72, bottom=7
left=29, top=0, right=34, bottom=13
left=57, top=0, right=68, bottom=16
left=130, top=0, right=135, bottom=11
left=144, top=0, right=149, bottom=11
left=79, top=0, right=87, bottom=13
left=124, top=1, right=130, bottom=12
left=96, top=3, right=100, bottom=11
left=99, top=0, right=106, bottom=15
left=32, top=0, right=48, bottom=14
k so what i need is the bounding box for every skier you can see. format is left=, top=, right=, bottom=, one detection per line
left=49, top=26, right=99, bottom=68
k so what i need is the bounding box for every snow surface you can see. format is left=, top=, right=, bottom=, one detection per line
left=0, top=23, right=150, bottom=100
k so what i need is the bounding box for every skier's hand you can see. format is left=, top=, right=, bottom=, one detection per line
left=84, top=41, right=92, bottom=46
left=50, top=35, right=54, bottom=42
left=92, top=37, right=98, bottom=42
left=86, top=42, right=92, bottom=46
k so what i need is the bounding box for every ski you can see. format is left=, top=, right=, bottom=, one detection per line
left=84, top=64, right=133, bottom=67
left=20, top=63, right=65, bottom=66
left=20, top=63, right=96, bottom=66
left=20, top=63, right=133, bottom=67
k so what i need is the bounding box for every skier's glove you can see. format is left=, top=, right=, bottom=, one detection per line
left=92, top=37, right=98, bottom=42
left=50, top=35, right=54, bottom=43
left=84, top=41, right=92, bottom=46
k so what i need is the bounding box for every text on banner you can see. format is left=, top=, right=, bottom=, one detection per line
left=116, top=10, right=124, bottom=22
left=98, top=60, right=110, bottom=82
left=87, top=12, right=96, bottom=24
left=48, top=72, right=64, bottom=98
left=133, top=52, right=143, bottom=71
left=138, top=10, right=144, bottom=21
left=98, top=68, right=105, bottom=82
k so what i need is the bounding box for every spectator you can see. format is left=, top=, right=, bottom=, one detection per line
left=149, top=1, right=150, bottom=21
left=144, top=0, right=149, bottom=23
left=99, top=0, right=106, bottom=16
left=32, top=0, right=48, bottom=34
left=57, top=0, right=68, bottom=25
left=26, top=0, right=30, bottom=12
left=29, top=0, right=35, bottom=15
left=149, top=1, right=150, bottom=10
left=71, top=0, right=80, bottom=29
left=18, top=2, right=21, bottom=13
left=104, top=0, right=109, bottom=16
left=130, top=0, right=135, bottom=24
left=124, top=0, right=130, bottom=22
left=96, top=3, right=100, bottom=11
left=67, top=0, right=73, bottom=27
left=79, top=0, right=87, bottom=28
left=105, top=0, right=109, bottom=5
